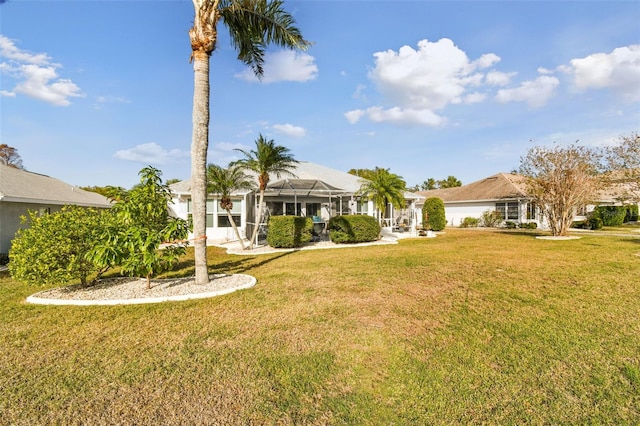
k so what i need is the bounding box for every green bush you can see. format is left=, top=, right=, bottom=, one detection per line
left=328, top=215, right=380, bottom=244
left=519, top=222, right=538, bottom=230
left=589, top=216, right=604, bottom=230
left=480, top=209, right=503, bottom=227
left=460, top=217, right=479, bottom=228
left=625, top=205, right=639, bottom=222
left=504, top=221, right=517, bottom=229
left=267, top=216, right=313, bottom=248
left=9, top=206, right=113, bottom=286
left=422, top=197, right=446, bottom=231
left=592, top=206, right=626, bottom=227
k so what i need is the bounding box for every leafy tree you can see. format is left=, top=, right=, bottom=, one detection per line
left=357, top=167, right=406, bottom=225
left=234, top=134, right=298, bottom=249
left=520, top=144, right=603, bottom=236
left=437, top=175, right=462, bottom=188
left=207, top=163, right=255, bottom=250
left=89, top=167, right=188, bottom=289
left=188, top=0, right=308, bottom=284
left=9, top=206, right=113, bottom=286
left=422, top=197, right=446, bottom=231
left=606, top=132, right=640, bottom=204
left=0, top=144, right=24, bottom=169
left=81, top=185, right=128, bottom=202
left=422, top=178, right=438, bottom=190
left=348, top=168, right=376, bottom=180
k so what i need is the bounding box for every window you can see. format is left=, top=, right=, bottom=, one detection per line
left=526, top=202, right=537, bottom=220
left=355, top=200, right=369, bottom=215
left=496, top=202, right=519, bottom=220
left=187, top=198, right=215, bottom=228
left=306, top=203, right=321, bottom=217
left=217, top=200, right=241, bottom=227
left=285, top=203, right=301, bottom=216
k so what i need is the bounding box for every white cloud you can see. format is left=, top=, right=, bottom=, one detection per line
left=272, top=123, right=306, bottom=137
left=0, top=35, right=50, bottom=65
left=349, top=38, right=502, bottom=127
left=485, top=71, right=516, bottom=86
left=0, top=35, right=83, bottom=106
left=207, top=141, right=249, bottom=166
left=569, top=44, right=640, bottom=101
left=114, top=143, right=189, bottom=165
left=235, top=50, right=318, bottom=84
left=495, top=75, right=559, bottom=107
left=463, top=92, right=486, bottom=104
left=344, top=109, right=366, bottom=124
left=365, top=106, right=446, bottom=127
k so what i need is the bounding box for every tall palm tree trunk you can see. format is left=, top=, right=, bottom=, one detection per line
left=227, top=210, right=245, bottom=250
left=191, top=51, right=210, bottom=285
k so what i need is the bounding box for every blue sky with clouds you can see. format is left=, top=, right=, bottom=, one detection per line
left=1, top=1, right=639, bottom=189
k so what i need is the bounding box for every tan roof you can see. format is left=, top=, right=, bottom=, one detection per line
left=0, top=164, right=112, bottom=207
left=417, top=173, right=530, bottom=203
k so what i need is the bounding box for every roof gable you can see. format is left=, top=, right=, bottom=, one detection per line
left=417, top=173, right=530, bottom=202
left=0, top=164, right=112, bottom=207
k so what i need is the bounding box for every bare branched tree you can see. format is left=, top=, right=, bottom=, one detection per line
left=520, top=144, right=604, bottom=236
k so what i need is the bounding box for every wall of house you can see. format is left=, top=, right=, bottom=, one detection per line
left=170, top=195, right=250, bottom=245
left=0, top=202, right=63, bottom=254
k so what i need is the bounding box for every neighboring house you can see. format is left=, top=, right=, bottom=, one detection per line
left=416, top=173, right=539, bottom=227
left=0, top=164, right=112, bottom=254
left=416, top=172, right=639, bottom=228
left=169, top=161, right=422, bottom=244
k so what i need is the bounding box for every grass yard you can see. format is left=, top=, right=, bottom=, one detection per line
left=1, top=229, right=639, bottom=424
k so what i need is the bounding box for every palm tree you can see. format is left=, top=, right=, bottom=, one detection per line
left=357, top=167, right=407, bottom=226
left=206, top=163, right=255, bottom=250
left=189, top=0, right=308, bottom=284
left=234, top=134, right=299, bottom=249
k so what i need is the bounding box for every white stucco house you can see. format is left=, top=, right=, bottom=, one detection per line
left=416, top=173, right=541, bottom=228
left=0, top=164, right=112, bottom=254
left=416, top=172, right=639, bottom=229
left=168, top=161, right=422, bottom=244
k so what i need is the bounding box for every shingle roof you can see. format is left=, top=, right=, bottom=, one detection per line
left=0, top=164, right=112, bottom=207
left=417, top=173, right=530, bottom=203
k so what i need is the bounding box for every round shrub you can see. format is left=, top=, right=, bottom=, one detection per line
left=9, top=206, right=113, bottom=286
left=460, top=217, right=479, bottom=228
left=267, top=216, right=312, bottom=248
left=328, top=215, right=380, bottom=243
left=422, top=197, right=446, bottom=231
left=592, top=206, right=626, bottom=227
left=588, top=216, right=603, bottom=230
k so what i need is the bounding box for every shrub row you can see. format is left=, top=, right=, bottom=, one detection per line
left=328, top=215, right=380, bottom=243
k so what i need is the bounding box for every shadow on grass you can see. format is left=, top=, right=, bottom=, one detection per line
left=213, top=251, right=295, bottom=274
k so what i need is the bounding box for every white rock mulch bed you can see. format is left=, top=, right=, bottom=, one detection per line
left=26, top=274, right=256, bottom=306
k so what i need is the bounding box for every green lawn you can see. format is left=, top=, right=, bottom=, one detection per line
left=1, top=229, right=639, bottom=424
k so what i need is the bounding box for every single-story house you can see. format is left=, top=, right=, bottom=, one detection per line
left=169, top=161, right=422, bottom=244
left=416, top=173, right=538, bottom=227
left=416, top=172, right=639, bottom=228
left=0, top=164, right=112, bottom=254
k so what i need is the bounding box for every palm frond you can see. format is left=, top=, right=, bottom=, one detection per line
left=220, top=0, right=310, bottom=77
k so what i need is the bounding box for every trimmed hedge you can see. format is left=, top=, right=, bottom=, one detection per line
left=266, top=216, right=313, bottom=248
left=328, top=215, right=380, bottom=244
left=592, top=206, right=627, bottom=227
left=422, top=197, right=446, bottom=231
left=625, top=205, right=639, bottom=222
left=460, top=217, right=479, bottom=228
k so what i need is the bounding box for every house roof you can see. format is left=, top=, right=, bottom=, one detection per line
left=0, top=164, right=112, bottom=207
left=417, top=173, right=530, bottom=203
left=266, top=178, right=344, bottom=197
left=171, top=161, right=377, bottom=197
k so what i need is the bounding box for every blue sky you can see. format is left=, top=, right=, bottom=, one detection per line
left=1, top=1, right=639, bottom=189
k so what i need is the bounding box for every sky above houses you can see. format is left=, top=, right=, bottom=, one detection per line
left=1, top=1, right=639, bottom=189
